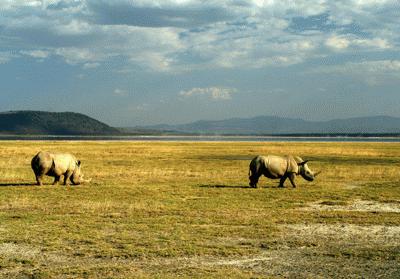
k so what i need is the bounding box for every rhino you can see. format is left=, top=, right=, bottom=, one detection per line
left=248, top=155, right=319, bottom=188
left=31, top=151, right=90, bottom=186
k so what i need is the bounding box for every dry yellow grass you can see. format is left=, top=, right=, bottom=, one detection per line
left=0, top=141, right=399, bottom=278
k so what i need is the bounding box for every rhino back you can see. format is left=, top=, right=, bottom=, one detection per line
left=292, top=156, right=304, bottom=164
left=52, top=153, right=77, bottom=174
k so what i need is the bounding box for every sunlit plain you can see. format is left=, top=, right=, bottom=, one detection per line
left=0, top=141, right=399, bottom=278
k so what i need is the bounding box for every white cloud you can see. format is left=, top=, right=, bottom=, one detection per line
left=54, top=47, right=99, bottom=65
left=179, top=87, right=236, bottom=100
left=349, top=60, right=400, bottom=73
left=0, top=0, right=398, bottom=72
left=352, top=38, right=391, bottom=49
left=0, top=0, right=42, bottom=9
left=314, top=60, right=400, bottom=74
left=83, top=62, right=100, bottom=69
left=248, top=0, right=328, bottom=16
left=311, top=60, right=400, bottom=86
left=20, top=50, right=50, bottom=59
left=328, top=0, right=399, bottom=37
left=52, top=19, right=93, bottom=36
left=325, top=35, right=350, bottom=50
left=129, top=51, right=175, bottom=72
left=113, top=88, right=128, bottom=96
left=325, top=34, right=392, bottom=51
left=349, top=0, right=393, bottom=7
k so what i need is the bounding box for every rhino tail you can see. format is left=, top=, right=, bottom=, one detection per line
left=31, top=155, right=37, bottom=168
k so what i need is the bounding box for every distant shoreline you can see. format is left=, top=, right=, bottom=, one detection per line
left=1, top=134, right=400, bottom=142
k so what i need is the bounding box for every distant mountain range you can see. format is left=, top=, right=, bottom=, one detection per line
left=1, top=111, right=399, bottom=136
left=140, top=115, right=400, bottom=135
left=0, top=111, right=120, bottom=135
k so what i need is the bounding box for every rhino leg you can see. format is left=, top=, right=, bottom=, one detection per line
left=64, top=171, right=72, bottom=186
left=288, top=173, right=297, bottom=188
left=249, top=174, right=260, bottom=188
left=35, top=175, right=44, bottom=186
left=53, top=176, right=61, bottom=185
left=278, top=175, right=287, bottom=188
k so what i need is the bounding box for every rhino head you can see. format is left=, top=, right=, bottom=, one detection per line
left=298, top=160, right=315, bottom=181
left=71, top=160, right=83, bottom=185
left=71, top=160, right=92, bottom=185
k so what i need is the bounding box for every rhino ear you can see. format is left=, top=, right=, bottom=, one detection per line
left=77, top=160, right=81, bottom=166
left=298, top=160, right=309, bottom=166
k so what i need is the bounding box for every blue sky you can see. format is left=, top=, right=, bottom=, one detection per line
left=0, top=0, right=399, bottom=126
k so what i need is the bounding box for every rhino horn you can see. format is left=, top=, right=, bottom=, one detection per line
left=81, top=175, right=91, bottom=183
left=298, top=160, right=309, bottom=166
left=84, top=177, right=92, bottom=183
left=79, top=174, right=92, bottom=183
left=314, top=171, right=322, bottom=177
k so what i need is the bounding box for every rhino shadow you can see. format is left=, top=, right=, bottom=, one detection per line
left=199, top=184, right=281, bottom=189
left=0, top=182, right=37, bottom=187
left=200, top=184, right=256, bottom=189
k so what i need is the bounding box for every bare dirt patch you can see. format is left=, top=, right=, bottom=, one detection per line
left=282, top=223, right=400, bottom=245
left=305, top=199, right=400, bottom=213
left=144, top=221, right=400, bottom=277
left=0, top=243, right=40, bottom=260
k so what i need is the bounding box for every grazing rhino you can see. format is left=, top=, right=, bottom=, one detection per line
left=248, top=155, right=319, bottom=188
left=31, top=151, right=89, bottom=186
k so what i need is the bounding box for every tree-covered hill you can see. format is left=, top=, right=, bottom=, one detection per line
left=0, top=111, right=121, bottom=135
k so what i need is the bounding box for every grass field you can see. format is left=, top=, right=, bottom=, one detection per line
left=0, top=141, right=399, bottom=278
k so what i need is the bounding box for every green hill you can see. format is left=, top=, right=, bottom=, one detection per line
left=0, top=111, right=121, bottom=135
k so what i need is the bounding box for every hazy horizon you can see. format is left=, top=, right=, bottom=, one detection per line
left=1, top=1, right=399, bottom=126
left=1, top=110, right=399, bottom=128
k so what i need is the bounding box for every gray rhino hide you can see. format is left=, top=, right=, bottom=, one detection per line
left=249, top=155, right=315, bottom=188
left=31, top=151, right=83, bottom=186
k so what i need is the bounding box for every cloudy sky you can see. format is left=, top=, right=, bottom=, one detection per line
left=1, top=0, right=399, bottom=126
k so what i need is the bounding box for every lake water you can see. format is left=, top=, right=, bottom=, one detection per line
left=1, top=135, right=400, bottom=142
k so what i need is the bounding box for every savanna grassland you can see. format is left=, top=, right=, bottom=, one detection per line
left=0, top=141, right=399, bottom=278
